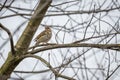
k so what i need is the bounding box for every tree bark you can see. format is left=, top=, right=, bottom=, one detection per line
left=0, top=0, right=52, bottom=79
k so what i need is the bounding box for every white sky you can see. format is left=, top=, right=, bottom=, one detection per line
left=0, top=0, right=120, bottom=80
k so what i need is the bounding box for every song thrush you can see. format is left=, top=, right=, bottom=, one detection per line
left=34, top=26, right=52, bottom=45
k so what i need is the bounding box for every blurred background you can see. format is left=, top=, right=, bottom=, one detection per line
left=0, top=0, right=120, bottom=80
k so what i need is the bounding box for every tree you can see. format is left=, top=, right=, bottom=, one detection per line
left=0, top=0, right=120, bottom=80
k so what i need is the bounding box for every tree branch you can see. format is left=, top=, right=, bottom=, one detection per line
left=0, top=0, right=52, bottom=79
left=29, top=43, right=120, bottom=54
left=15, top=0, right=52, bottom=52
left=0, top=23, right=15, bottom=55
left=23, top=54, right=75, bottom=80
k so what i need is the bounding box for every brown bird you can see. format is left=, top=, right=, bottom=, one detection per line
left=34, top=26, right=52, bottom=45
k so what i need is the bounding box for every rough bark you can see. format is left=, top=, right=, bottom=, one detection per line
left=0, top=0, right=52, bottom=79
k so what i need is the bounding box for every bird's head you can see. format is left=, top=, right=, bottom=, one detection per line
left=45, top=26, right=51, bottom=30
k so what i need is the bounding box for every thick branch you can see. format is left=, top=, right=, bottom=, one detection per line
left=15, top=0, right=52, bottom=52
left=29, top=43, right=120, bottom=54
left=0, top=0, right=52, bottom=79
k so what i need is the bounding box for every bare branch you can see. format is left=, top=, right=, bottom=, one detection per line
left=23, top=54, right=76, bottom=80
left=0, top=23, right=15, bottom=55
left=29, top=43, right=120, bottom=54
left=0, top=21, right=27, bottom=50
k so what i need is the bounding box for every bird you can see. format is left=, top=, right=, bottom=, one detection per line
left=34, top=26, right=52, bottom=46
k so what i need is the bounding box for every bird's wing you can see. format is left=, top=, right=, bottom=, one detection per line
left=34, top=30, right=47, bottom=41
